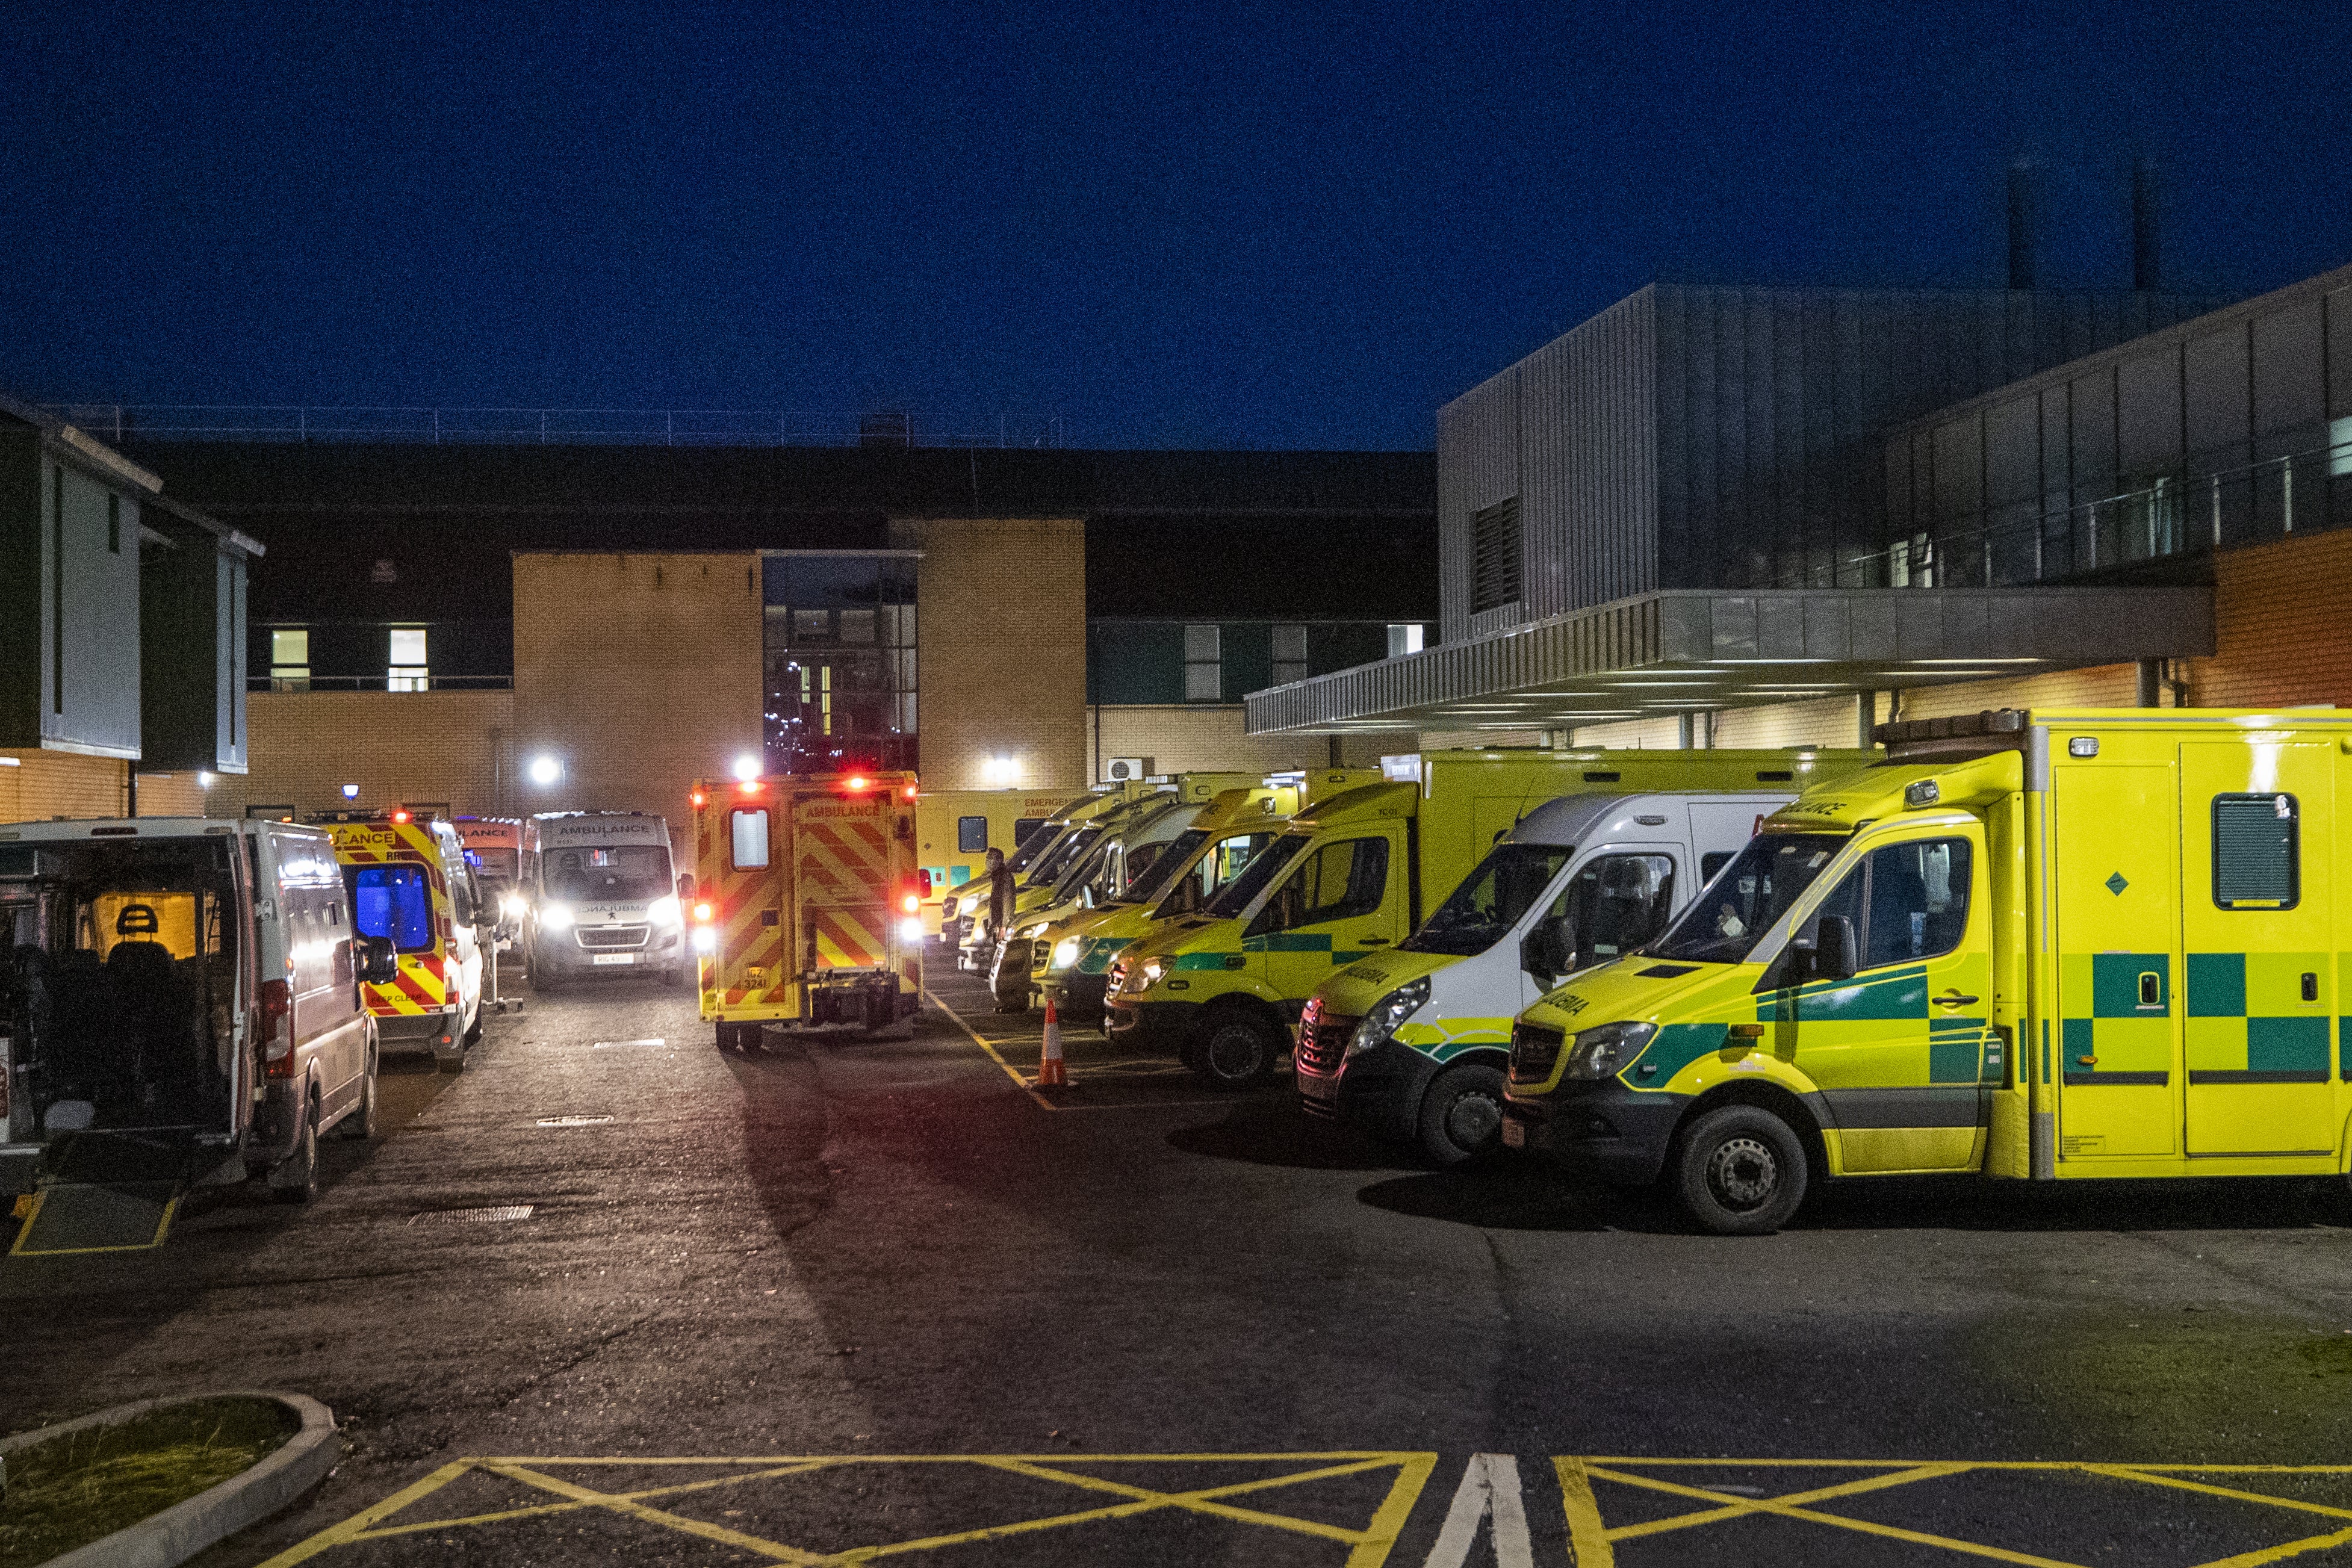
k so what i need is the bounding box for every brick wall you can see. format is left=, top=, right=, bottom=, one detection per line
left=514, top=553, right=761, bottom=840
left=916, top=519, right=1088, bottom=791
left=208, top=690, right=517, bottom=819
left=2185, top=528, right=2352, bottom=707
left=1, top=751, right=125, bottom=823
left=1091, top=705, right=1407, bottom=779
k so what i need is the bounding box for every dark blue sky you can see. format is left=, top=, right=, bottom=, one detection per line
left=5, top=1, right=2347, bottom=449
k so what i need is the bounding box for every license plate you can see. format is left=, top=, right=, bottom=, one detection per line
left=1300, top=1071, right=1339, bottom=1102
left=592, top=952, right=638, bottom=965
left=1501, top=1117, right=1525, bottom=1149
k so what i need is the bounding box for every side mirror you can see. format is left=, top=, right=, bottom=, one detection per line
left=1804, top=914, right=1858, bottom=984
left=1519, top=916, right=1574, bottom=985
left=358, top=935, right=399, bottom=985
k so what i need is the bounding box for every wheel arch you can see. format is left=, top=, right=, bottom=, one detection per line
left=1678, top=1078, right=1828, bottom=1180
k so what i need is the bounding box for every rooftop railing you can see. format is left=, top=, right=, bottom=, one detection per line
left=48, top=405, right=1066, bottom=450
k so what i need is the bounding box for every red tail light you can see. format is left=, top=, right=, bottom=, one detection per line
left=739, top=779, right=760, bottom=796
left=917, top=868, right=934, bottom=896
left=391, top=808, right=411, bottom=824
left=902, top=784, right=918, bottom=800
left=900, top=891, right=921, bottom=914
left=261, top=979, right=294, bottom=1077
left=690, top=789, right=707, bottom=807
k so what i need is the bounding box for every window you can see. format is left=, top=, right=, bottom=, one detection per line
left=545, top=846, right=671, bottom=901
left=1650, top=834, right=1846, bottom=966
left=957, top=816, right=989, bottom=854
left=1406, top=842, right=1575, bottom=956
left=1249, top=835, right=1390, bottom=937
left=1387, top=622, right=1426, bottom=657
left=1471, top=499, right=1523, bottom=614
left=1012, top=816, right=1050, bottom=846
left=347, top=865, right=433, bottom=952
left=1544, top=854, right=1678, bottom=973
left=1701, top=851, right=1736, bottom=881
left=1184, top=625, right=1221, bottom=701
left=269, top=628, right=311, bottom=692
left=1855, top=837, right=1973, bottom=968
left=2213, top=794, right=2299, bottom=908
left=388, top=627, right=429, bottom=692
left=730, top=808, right=771, bottom=870
left=449, top=866, right=476, bottom=926
left=1271, top=624, right=1307, bottom=686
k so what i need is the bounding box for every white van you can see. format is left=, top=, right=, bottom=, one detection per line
left=519, top=813, right=683, bottom=989
left=0, top=817, right=396, bottom=1206
left=1295, top=792, right=1790, bottom=1163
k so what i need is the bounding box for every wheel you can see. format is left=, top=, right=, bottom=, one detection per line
left=716, top=1021, right=740, bottom=1053
left=340, top=1056, right=378, bottom=1140
left=436, top=1050, right=465, bottom=1075
left=273, top=1100, right=320, bottom=1204
left=1189, top=1012, right=1283, bottom=1089
left=1417, top=1062, right=1508, bottom=1166
left=1671, top=1104, right=1810, bottom=1235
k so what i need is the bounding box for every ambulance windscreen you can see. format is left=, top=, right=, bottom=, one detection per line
left=1646, top=833, right=1846, bottom=967
left=545, top=846, right=672, bottom=903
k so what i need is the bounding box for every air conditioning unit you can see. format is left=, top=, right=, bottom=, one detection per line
left=1103, top=757, right=1152, bottom=783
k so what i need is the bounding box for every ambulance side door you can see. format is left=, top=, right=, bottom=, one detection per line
left=1244, top=829, right=1409, bottom=1008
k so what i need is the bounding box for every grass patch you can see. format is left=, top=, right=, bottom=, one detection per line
left=0, top=1397, right=296, bottom=1567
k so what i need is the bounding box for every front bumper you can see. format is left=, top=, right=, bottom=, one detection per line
left=1502, top=1082, right=1690, bottom=1184
left=1046, top=971, right=1111, bottom=1016
left=1295, top=1037, right=1438, bottom=1142
left=544, top=928, right=683, bottom=975
left=1104, top=996, right=1199, bottom=1050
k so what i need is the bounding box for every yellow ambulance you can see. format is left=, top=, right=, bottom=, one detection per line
left=1503, top=707, right=2352, bottom=1234
left=688, top=770, right=924, bottom=1047
left=913, top=789, right=1079, bottom=923
left=320, top=808, right=488, bottom=1071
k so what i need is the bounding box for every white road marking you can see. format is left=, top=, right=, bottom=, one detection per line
left=592, top=1038, right=669, bottom=1049
left=1423, top=1452, right=1534, bottom=1568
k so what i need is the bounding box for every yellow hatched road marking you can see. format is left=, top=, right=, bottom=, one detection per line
left=1560, top=1457, right=2352, bottom=1568
left=258, top=1451, right=1437, bottom=1566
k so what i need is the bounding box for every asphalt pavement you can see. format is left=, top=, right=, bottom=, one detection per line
left=10, top=950, right=2352, bottom=1566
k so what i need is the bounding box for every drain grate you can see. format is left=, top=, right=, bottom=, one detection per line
left=534, top=1114, right=615, bottom=1128
left=412, top=1204, right=535, bottom=1224
left=592, top=1038, right=668, bottom=1049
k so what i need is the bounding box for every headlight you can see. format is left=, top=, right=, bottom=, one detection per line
left=1052, top=937, right=1081, bottom=969
left=897, top=917, right=926, bottom=943
left=1347, top=976, right=1430, bottom=1056
left=540, top=902, right=574, bottom=931
left=1560, top=1021, right=1657, bottom=1080
left=692, top=926, right=718, bottom=953
left=648, top=895, right=682, bottom=926
left=500, top=892, right=527, bottom=919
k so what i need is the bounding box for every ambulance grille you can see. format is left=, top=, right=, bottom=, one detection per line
left=576, top=925, right=650, bottom=949
left=1295, top=1017, right=1355, bottom=1076
left=1509, top=1022, right=1565, bottom=1084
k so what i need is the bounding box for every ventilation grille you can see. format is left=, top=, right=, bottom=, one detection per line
left=1470, top=498, right=1523, bottom=615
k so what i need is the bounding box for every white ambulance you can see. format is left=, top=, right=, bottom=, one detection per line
left=518, top=813, right=684, bottom=990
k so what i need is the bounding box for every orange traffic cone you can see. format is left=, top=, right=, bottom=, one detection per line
left=1036, top=997, right=1068, bottom=1088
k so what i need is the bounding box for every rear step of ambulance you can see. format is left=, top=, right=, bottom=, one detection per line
left=10, top=1127, right=204, bottom=1257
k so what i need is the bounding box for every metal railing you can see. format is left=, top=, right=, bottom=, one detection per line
left=249, top=675, right=513, bottom=693
left=48, top=404, right=1067, bottom=450
left=1789, top=430, right=2352, bottom=590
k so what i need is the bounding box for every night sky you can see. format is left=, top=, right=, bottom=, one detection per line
left=5, top=1, right=2348, bottom=450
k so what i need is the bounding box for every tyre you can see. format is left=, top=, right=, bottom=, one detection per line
left=436, top=1050, right=465, bottom=1075
left=1417, top=1062, right=1508, bottom=1166
left=273, top=1100, right=320, bottom=1205
left=340, top=1057, right=378, bottom=1141
left=716, top=1021, right=740, bottom=1053
left=1190, top=1012, right=1283, bottom=1089
left=1671, top=1104, right=1810, bottom=1235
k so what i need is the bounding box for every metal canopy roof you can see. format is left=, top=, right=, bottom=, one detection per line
left=1243, top=586, right=2214, bottom=734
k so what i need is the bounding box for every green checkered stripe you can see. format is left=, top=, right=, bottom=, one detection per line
left=2060, top=952, right=2339, bottom=1086
left=1751, top=964, right=1993, bottom=1085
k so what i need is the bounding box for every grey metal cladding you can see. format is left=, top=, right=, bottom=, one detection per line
left=1436, top=364, right=1522, bottom=643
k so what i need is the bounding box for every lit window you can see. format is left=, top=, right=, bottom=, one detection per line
left=388, top=627, right=429, bottom=692
left=1184, top=625, right=1221, bottom=702
left=270, top=627, right=311, bottom=692
left=1387, top=623, right=1425, bottom=657
left=1272, top=624, right=1307, bottom=686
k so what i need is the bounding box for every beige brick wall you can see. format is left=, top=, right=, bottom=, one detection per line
left=916, top=519, right=1088, bottom=792
left=1, top=751, right=126, bottom=823
left=1711, top=695, right=1876, bottom=749
left=514, top=554, right=762, bottom=838
left=1091, top=705, right=1408, bottom=779
left=208, top=690, right=517, bottom=819
left=2186, top=528, right=2352, bottom=708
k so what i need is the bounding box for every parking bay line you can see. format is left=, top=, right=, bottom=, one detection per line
left=925, top=994, right=1232, bottom=1113
left=256, top=1451, right=1441, bottom=1568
